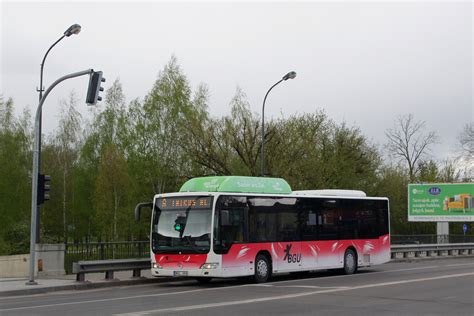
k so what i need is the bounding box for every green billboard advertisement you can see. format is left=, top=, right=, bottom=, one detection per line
left=408, top=183, right=474, bottom=222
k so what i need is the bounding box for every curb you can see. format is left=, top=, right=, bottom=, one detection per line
left=0, top=277, right=178, bottom=297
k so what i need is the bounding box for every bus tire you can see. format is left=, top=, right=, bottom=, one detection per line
left=195, top=277, right=212, bottom=284
left=254, top=254, right=271, bottom=283
left=343, top=248, right=358, bottom=275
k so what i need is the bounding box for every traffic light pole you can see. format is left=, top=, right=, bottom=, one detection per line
left=27, top=69, right=94, bottom=285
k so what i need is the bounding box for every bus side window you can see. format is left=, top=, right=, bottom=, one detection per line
left=338, top=200, right=358, bottom=240
left=214, top=196, right=248, bottom=254
left=248, top=199, right=277, bottom=242
left=255, top=211, right=277, bottom=242
left=301, top=209, right=318, bottom=241
left=215, top=208, right=246, bottom=253
left=318, top=199, right=338, bottom=240
left=374, top=200, right=389, bottom=237
left=278, top=211, right=298, bottom=242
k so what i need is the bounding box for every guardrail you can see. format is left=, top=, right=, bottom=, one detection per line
left=65, top=241, right=149, bottom=274
left=72, top=258, right=150, bottom=282
left=63, top=236, right=474, bottom=273
left=71, top=243, right=474, bottom=281
left=391, top=234, right=474, bottom=245
left=390, top=243, right=474, bottom=259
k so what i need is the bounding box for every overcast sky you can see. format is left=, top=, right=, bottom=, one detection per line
left=1, top=1, right=472, bottom=162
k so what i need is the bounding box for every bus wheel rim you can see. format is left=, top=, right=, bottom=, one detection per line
left=257, top=260, right=268, bottom=277
left=346, top=253, right=355, bottom=271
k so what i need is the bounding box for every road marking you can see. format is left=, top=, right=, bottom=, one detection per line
left=0, top=284, right=250, bottom=312
left=276, top=285, right=351, bottom=289
left=385, top=266, right=439, bottom=273
left=251, top=284, right=349, bottom=289
left=259, top=265, right=440, bottom=286
left=113, top=272, right=474, bottom=315
left=445, top=263, right=474, bottom=267
left=0, top=281, right=181, bottom=301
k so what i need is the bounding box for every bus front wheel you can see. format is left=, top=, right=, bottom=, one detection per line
left=254, top=254, right=271, bottom=283
left=343, top=248, right=358, bottom=275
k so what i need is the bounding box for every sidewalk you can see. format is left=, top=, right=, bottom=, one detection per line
left=0, top=270, right=163, bottom=297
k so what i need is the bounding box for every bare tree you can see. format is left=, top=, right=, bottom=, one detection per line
left=385, top=114, right=438, bottom=182
left=456, top=123, right=474, bottom=181
left=457, top=123, right=474, bottom=158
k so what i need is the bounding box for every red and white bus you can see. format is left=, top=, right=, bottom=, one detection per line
left=135, top=176, right=390, bottom=283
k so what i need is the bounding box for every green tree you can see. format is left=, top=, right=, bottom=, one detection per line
left=417, top=160, right=439, bottom=182
left=265, top=111, right=329, bottom=187
left=438, top=159, right=461, bottom=183
left=127, top=56, right=194, bottom=195
left=184, top=87, right=264, bottom=176
left=52, top=92, right=82, bottom=242
left=79, top=79, right=129, bottom=241
left=94, top=144, right=131, bottom=241
left=0, top=96, right=32, bottom=254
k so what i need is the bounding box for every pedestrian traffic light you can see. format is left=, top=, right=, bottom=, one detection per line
left=86, top=71, right=106, bottom=105
left=37, top=174, right=51, bottom=205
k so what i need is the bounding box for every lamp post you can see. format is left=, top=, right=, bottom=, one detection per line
left=260, top=71, right=296, bottom=177
left=27, top=24, right=81, bottom=285
left=26, top=68, right=102, bottom=286
left=34, top=24, right=81, bottom=242
left=38, top=24, right=81, bottom=101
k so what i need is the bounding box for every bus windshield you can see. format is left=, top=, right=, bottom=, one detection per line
left=152, top=196, right=213, bottom=254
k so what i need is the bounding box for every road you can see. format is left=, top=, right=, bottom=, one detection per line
left=1, top=257, right=473, bottom=315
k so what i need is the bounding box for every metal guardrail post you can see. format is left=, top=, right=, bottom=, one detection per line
left=105, top=271, right=114, bottom=280
left=100, top=243, right=105, bottom=260
left=132, top=269, right=141, bottom=278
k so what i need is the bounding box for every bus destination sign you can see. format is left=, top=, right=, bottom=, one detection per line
left=158, top=197, right=212, bottom=210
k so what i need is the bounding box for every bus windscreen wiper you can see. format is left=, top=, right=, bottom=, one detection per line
left=182, top=235, right=206, bottom=254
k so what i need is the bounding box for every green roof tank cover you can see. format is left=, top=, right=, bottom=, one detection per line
left=179, top=176, right=292, bottom=194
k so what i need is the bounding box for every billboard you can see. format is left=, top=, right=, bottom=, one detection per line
left=408, top=183, right=474, bottom=222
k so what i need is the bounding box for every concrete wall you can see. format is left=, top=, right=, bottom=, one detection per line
left=35, top=244, right=66, bottom=276
left=0, top=244, right=66, bottom=278
left=0, top=254, right=29, bottom=278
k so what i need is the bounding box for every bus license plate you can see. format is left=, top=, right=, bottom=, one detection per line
left=173, top=271, right=188, bottom=277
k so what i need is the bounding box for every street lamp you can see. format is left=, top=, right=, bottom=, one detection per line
left=34, top=23, right=81, bottom=242
left=38, top=24, right=81, bottom=100
left=260, top=71, right=296, bottom=177
left=27, top=24, right=81, bottom=286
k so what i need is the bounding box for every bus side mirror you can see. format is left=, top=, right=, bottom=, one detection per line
left=134, top=202, right=153, bottom=222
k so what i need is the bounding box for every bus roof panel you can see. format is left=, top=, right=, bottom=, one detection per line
left=293, top=189, right=367, bottom=197
left=179, top=176, right=292, bottom=194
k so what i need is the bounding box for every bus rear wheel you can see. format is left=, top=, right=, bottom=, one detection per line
left=342, top=248, right=358, bottom=275
left=254, top=254, right=271, bottom=283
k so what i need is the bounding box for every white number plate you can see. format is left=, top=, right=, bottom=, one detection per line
left=173, top=271, right=188, bottom=277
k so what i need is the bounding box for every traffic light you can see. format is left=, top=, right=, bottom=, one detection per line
left=86, top=71, right=106, bottom=105
left=174, top=215, right=187, bottom=232
left=37, top=174, right=51, bottom=205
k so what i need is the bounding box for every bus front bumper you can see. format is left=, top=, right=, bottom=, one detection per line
left=151, top=267, right=223, bottom=278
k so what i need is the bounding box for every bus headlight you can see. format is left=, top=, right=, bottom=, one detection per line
left=201, top=263, right=219, bottom=269
left=152, top=262, right=162, bottom=269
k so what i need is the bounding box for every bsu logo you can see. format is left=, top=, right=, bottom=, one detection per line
left=283, top=244, right=301, bottom=263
